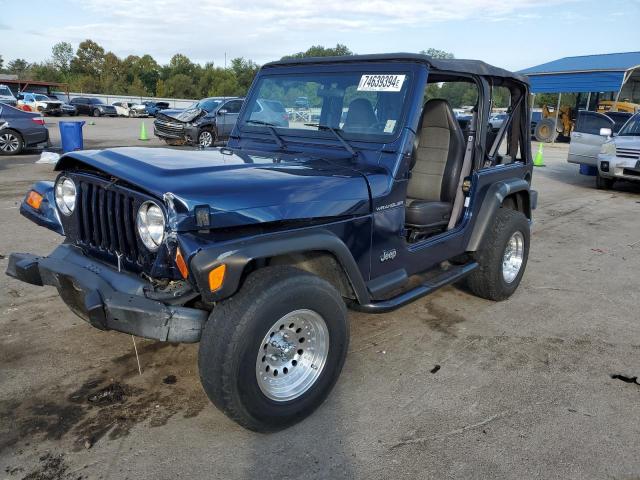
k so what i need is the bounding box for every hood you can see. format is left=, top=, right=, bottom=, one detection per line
left=159, top=108, right=204, bottom=123
left=56, top=147, right=372, bottom=230
left=613, top=135, right=640, bottom=149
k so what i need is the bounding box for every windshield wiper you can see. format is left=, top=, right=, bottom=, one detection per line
left=305, top=123, right=356, bottom=157
left=245, top=119, right=285, bottom=148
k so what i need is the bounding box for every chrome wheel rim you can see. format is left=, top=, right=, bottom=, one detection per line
left=0, top=133, right=19, bottom=152
left=199, top=131, right=213, bottom=147
left=502, top=231, right=524, bottom=283
left=256, top=309, right=329, bottom=402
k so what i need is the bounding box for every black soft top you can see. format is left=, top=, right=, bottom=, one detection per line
left=264, top=53, right=528, bottom=84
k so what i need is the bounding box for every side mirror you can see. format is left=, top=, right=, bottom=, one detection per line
left=218, top=109, right=228, bottom=115
left=600, top=127, right=612, bottom=137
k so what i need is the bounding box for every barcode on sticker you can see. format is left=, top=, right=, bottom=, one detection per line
left=357, top=74, right=406, bottom=92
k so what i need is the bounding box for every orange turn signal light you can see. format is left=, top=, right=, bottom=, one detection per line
left=208, top=264, right=226, bottom=292
left=26, top=191, right=43, bottom=210
left=175, top=248, right=189, bottom=279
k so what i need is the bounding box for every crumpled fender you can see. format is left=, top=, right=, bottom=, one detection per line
left=19, top=181, right=64, bottom=235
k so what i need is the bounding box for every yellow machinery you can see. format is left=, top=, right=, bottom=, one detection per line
left=596, top=100, right=640, bottom=114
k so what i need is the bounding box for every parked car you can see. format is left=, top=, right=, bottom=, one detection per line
left=488, top=112, right=508, bottom=130
left=7, top=53, right=536, bottom=432
left=567, top=110, right=634, bottom=170
left=112, top=101, right=148, bottom=117
left=595, top=112, right=640, bottom=189
left=249, top=99, right=289, bottom=127
left=0, top=84, right=17, bottom=107
left=294, top=96, right=310, bottom=109
left=69, top=97, right=118, bottom=117
left=16, top=93, right=63, bottom=116
left=154, top=97, right=244, bottom=147
left=142, top=101, right=170, bottom=117
left=0, top=104, right=48, bottom=155
left=60, top=103, right=78, bottom=116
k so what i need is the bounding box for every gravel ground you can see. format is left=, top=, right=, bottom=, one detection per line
left=1, top=128, right=639, bottom=480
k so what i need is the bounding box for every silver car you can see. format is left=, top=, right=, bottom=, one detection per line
left=596, top=113, right=640, bottom=189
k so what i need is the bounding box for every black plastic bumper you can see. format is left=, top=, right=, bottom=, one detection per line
left=6, top=245, right=207, bottom=343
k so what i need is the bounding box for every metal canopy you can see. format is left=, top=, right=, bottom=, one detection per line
left=519, top=52, right=640, bottom=94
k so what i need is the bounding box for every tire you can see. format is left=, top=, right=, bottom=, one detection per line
left=198, top=266, right=349, bottom=432
left=534, top=118, right=557, bottom=143
left=197, top=128, right=216, bottom=147
left=466, top=208, right=530, bottom=301
left=596, top=171, right=614, bottom=190
left=92, top=108, right=101, bottom=117
left=0, top=129, right=24, bottom=155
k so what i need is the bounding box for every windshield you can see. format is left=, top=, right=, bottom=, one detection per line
left=618, top=114, right=640, bottom=136
left=240, top=71, right=411, bottom=141
left=0, top=86, right=13, bottom=97
left=193, top=99, right=221, bottom=112
left=34, top=94, right=51, bottom=101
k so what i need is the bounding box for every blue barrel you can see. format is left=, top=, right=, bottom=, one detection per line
left=59, top=121, right=85, bottom=153
left=579, top=165, right=597, bottom=176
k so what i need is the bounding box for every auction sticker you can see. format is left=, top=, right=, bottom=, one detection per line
left=357, top=74, right=406, bottom=92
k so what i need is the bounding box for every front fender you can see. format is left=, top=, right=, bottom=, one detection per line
left=19, top=181, right=64, bottom=236
left=466, top=178, right=532, bottom=252
left=189, top=229, right=370, bottom=305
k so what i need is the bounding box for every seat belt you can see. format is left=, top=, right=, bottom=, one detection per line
left=447, top=113, right=477, bottom=230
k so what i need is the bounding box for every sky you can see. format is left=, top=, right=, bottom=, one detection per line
left=1, top=0, right=639, bottom=72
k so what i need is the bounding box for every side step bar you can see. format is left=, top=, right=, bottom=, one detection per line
left=351, top=262, right=478, bottom=314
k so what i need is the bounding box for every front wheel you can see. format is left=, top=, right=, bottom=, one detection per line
left=596, top=172, right=614, bottom=190
left=466, top=208, right=530, bottom=301
left=198, top=266, right=349, bottom=432
left=197, top=128, right=216, bottom=147
left=92, top=108, right=101, bottom=117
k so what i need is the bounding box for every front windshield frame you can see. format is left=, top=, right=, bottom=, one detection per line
left=238, top=62, right=421, bottom=145
left=617, top=113, right=640, bottom=136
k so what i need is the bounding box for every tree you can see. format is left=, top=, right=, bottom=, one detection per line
left=52, top=42, right=74, bottom=73
left=71, top=39, right=105, bottom=76
left=282, top=44, right=353, bottom=60
left=164, top=73, right=198, bottom=98
left=7, top=58, right=29, bottom=79
left=420, top=48, right=454, bottom=60
left=230, top=57, right=259, bottom=93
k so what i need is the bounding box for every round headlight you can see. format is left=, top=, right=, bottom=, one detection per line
left=54, top=176, right=76, bottom=215
left=136, top=201, right=165, bottom=251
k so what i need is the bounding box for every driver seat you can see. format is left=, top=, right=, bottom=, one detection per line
left=405, top=99, right=465, bottom=231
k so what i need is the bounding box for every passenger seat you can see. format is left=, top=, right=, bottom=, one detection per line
left=405, top=99, right=465, bottom=230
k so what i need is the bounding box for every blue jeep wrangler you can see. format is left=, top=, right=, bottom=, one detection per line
left=6, top=54, right=536, bottom=432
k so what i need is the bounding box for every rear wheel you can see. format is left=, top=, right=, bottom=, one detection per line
left=466, top=208, right=530, bottom=301
left=198, top=266, right=349, bottom=432
left=596, top=171, right=614, bottom=190
left=0, top=129, right=24, bottom=155
left=92, top=108, right=101, bottom=117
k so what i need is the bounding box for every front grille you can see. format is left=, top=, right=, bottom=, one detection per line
left=622, top=168, right=640, bottom=177
left=616, top=148, right=640, bottom=160
left=154, top=117, right=184, bottom=137
left=75, top=179, right=141, bottom=264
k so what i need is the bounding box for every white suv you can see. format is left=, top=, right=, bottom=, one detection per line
left=597, top=113, right=640, bottom=189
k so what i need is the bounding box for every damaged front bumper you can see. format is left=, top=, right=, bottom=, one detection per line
left=6, top=244, right=207, bottom=343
